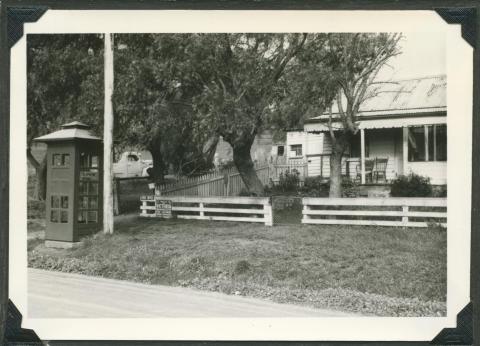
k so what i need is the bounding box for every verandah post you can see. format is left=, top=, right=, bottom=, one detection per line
left=403, top=127, right=409, bottom=175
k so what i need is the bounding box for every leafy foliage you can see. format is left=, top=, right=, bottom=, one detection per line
left=284, top=33, right=402, bottom=197
left=113, top=34, right=216, bottom=178
left=390, top=173, right=433, bottom=197
left=276, top=169, right=301, bottom=193
left=27, top=34, right=104, bottom=146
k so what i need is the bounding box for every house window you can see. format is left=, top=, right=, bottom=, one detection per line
left=290, top=144, right=302, bottom=157
left=408, top=125, right=447, bottom=162
left=277, top=146, right=285, bottom=156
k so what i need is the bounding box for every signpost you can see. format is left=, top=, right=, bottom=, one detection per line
left=155, top=199, right=173, bottom=219
left=140, top=195, right=173, bottom=219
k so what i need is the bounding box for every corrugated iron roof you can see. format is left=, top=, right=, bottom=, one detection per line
left=308, top=74, right=446, bottom=122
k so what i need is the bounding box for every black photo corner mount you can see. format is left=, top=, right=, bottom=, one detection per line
left=3, top=5, right=477, bottom=346
left=431, top=303, right=473, bottom=345
left=7, top=6, right=48, bottom=48
left=6, top=6, right=48, bottom=345
left=436, top=7, right=477, bottom=48
left=5, top=300, right=41, bottom=345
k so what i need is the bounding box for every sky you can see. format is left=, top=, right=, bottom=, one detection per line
left=376, top=32, right=446, bottom=81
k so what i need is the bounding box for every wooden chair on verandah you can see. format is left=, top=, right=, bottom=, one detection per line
left=355, top=158, right=374, bottom=183
left=373, top=157, right=389, bottom=183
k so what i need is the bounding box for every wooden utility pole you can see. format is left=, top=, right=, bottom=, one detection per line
left=103, top=33, right=114, bottom=234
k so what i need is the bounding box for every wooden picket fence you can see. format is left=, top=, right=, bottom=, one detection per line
left=155, top=163, right=300, bottom=197
left=302, top=197, right=447, bottom=228
left=140, top=196, right=273, bottom=226
left=270, top=159, right=308, bottom=185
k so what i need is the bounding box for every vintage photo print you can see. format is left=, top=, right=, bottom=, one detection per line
left=8, top=10, right=472, bottom=341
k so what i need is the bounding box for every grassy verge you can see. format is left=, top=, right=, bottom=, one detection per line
left=28, top=216, right=446, bottom=316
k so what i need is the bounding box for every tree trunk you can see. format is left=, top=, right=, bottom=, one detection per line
left=36, top=157, right=47, bottom=200
left=232, top=141, right=264, bottom=196
left=329, top=134, right=349, bottom=198
left=329, top=150, right=343, bottom=198
left=148, top=143, right=165, bottom=185
left=27, top=148, right=47, bottom=200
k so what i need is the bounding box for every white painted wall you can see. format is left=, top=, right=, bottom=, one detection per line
left=405, top=162, right=447, bottom=185
left=285, top=131, right=307, bottom=161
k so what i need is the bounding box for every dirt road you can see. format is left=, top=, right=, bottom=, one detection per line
left=28, top=268, right=353, bottom=318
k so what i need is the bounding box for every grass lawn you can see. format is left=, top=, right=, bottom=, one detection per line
left=28, top=215, right=446, bottom=317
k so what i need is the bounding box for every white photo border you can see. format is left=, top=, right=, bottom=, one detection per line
left=9, top=10, right=472, bottom=341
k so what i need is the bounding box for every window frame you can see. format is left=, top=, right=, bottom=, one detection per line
left=289, top=144, right=303, bottom=157
left=277, top=145, right=285, bottom=156
left=407, top=124, right=447, bottom=162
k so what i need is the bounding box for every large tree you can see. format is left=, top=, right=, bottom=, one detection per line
left=286, top=33, right=402, bottom=197
left=113, top=34, right=218, bottom=184
left=324, top=33, right=401, bottom=197
left=188, top=33, right=307, bottom=195
left=27, top=34, right=104, bottom=199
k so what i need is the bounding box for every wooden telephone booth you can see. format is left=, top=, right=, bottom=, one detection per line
left=34, top=121, right=103, bottom=247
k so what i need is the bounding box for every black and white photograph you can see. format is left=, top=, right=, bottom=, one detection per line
left=4, top=9, right=474, bottom=342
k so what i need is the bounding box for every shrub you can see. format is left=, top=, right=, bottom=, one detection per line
left=276, top=169, right=300, bottom=193
left=341, top=177, right=360, bottom=197
left=432, top=185, right=447, bottom=197
left=28, top=199, right=45, bottom=219
left=390, top=173, right=433, bottom=197
left=299, top=176, right=329, bottom=197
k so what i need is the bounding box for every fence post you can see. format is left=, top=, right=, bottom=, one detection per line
left=264, top=199, right=273, bottom=226
left=303, top=203, right=309, bottom=223
left=226, top=174, right=231, bottom=196
left=113, top=178, right=120, bottom=216
left=199, top=202, right=205, bottom=218
left=402, top=205, right=409, bottom=226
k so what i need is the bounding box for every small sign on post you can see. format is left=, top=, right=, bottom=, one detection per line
left=155, top=198, right=173, bottom=219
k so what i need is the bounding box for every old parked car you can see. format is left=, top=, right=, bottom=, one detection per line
left=113, top=151, right=152, bottom=178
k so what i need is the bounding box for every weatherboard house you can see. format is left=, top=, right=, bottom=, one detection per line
left=273, top=75, right=447, bottom=186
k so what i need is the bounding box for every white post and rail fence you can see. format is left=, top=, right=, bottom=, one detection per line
left=140, top=196, right=273, bottom=226
left=302, top=197, right=447, bottom=228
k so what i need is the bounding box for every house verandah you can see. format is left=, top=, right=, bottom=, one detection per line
left=270, top=75, right=448, bottom=187
left=290, top=122, right=447, bottom=186
left=280, top=113, right=447, bottom=185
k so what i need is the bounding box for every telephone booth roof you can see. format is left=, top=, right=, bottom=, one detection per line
left=34, top=121, right=102, bottom=143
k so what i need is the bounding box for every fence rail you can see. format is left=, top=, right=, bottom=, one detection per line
left=140, top=196, right=273, bottom=226
left=302, top=197, right=447, bottom=228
